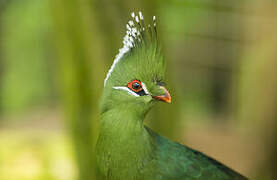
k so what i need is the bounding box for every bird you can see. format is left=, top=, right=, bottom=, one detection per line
left=96, top=11, right=248, bottom=180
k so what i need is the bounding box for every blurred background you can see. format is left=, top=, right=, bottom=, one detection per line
left=0, top=0, right=277, bottom=179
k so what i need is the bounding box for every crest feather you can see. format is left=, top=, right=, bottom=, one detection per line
left=104, top=11, right=158, bottom=86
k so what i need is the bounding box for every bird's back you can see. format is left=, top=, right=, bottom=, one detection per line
left=145, top=127, right=248, bottom=180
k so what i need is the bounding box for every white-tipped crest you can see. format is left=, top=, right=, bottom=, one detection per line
left=104, top=11, right=157, bottom=86
left=139, top=12, right=144, bottom=20
left=131, top=12, right=135, bottom=18
left=153, top=16, right=156, bottom=26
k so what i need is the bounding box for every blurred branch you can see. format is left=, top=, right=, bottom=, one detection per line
left=0, top=0, right=9, bottom=115
left=49, top=0, right=103, bottom=179
left=0, top=9, right=3, bottom=116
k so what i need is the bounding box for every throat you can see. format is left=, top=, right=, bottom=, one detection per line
left=96, top=107, right=155, bottom=177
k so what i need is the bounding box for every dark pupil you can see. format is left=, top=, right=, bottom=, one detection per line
left=132, top=82, right=141, bottom=90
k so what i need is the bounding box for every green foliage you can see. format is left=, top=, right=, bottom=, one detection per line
left=1, top=0, right=53, bottom=114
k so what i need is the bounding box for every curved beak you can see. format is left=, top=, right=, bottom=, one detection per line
left=152, top=86, right=171, bottom=103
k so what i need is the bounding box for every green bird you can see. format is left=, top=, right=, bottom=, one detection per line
left=96, top=12, right=247, bottom=180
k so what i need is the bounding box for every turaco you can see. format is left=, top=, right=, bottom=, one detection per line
left=96, top=11, right=248, bottom=180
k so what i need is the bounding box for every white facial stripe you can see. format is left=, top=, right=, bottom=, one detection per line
left=141, top=82, right=150, bottom=95
left=113, top=86, right=139, bottom=97
left=113, top=82, right=150, bottom=97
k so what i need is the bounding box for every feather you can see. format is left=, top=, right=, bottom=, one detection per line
left=104, top=11, right=159, bottom=86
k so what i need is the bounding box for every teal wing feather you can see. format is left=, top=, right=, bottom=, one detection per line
left=146, top=127, right=248, bottom=180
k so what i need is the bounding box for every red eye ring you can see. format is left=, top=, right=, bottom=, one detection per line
left=128, top=80, right=143, bottom=92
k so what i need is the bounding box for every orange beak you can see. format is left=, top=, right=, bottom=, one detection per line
left=152, top=86, right=171, bottom=103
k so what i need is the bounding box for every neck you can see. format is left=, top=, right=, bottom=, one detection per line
left=96, top=103, right=154, bottom=178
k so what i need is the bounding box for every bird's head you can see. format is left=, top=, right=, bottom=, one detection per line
left=101, top=12, right=171, bottom=115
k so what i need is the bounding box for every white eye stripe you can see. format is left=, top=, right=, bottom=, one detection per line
left=113, top=82, right=150, bottom=97
left=141, top=82, right=149, bottom=95
left=113, top=86, right=139, bottom=97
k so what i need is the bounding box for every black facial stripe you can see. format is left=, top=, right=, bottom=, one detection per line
left=136, top=89, right=147, bottom=96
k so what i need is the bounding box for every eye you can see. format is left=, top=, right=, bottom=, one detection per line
left=128, top=80, right=143, bottom=92
left=132, top=82, right=141, bottom=90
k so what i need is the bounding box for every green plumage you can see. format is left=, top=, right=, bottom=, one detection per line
left=96, top=12, right=247, bottom=180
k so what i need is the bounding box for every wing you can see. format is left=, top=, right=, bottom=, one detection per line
left=146, top=127, right=248, bottom=180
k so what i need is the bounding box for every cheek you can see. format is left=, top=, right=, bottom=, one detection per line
left=140, top=95, right=153, bottom=104
left=143, top=95, right=153, bottom=103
